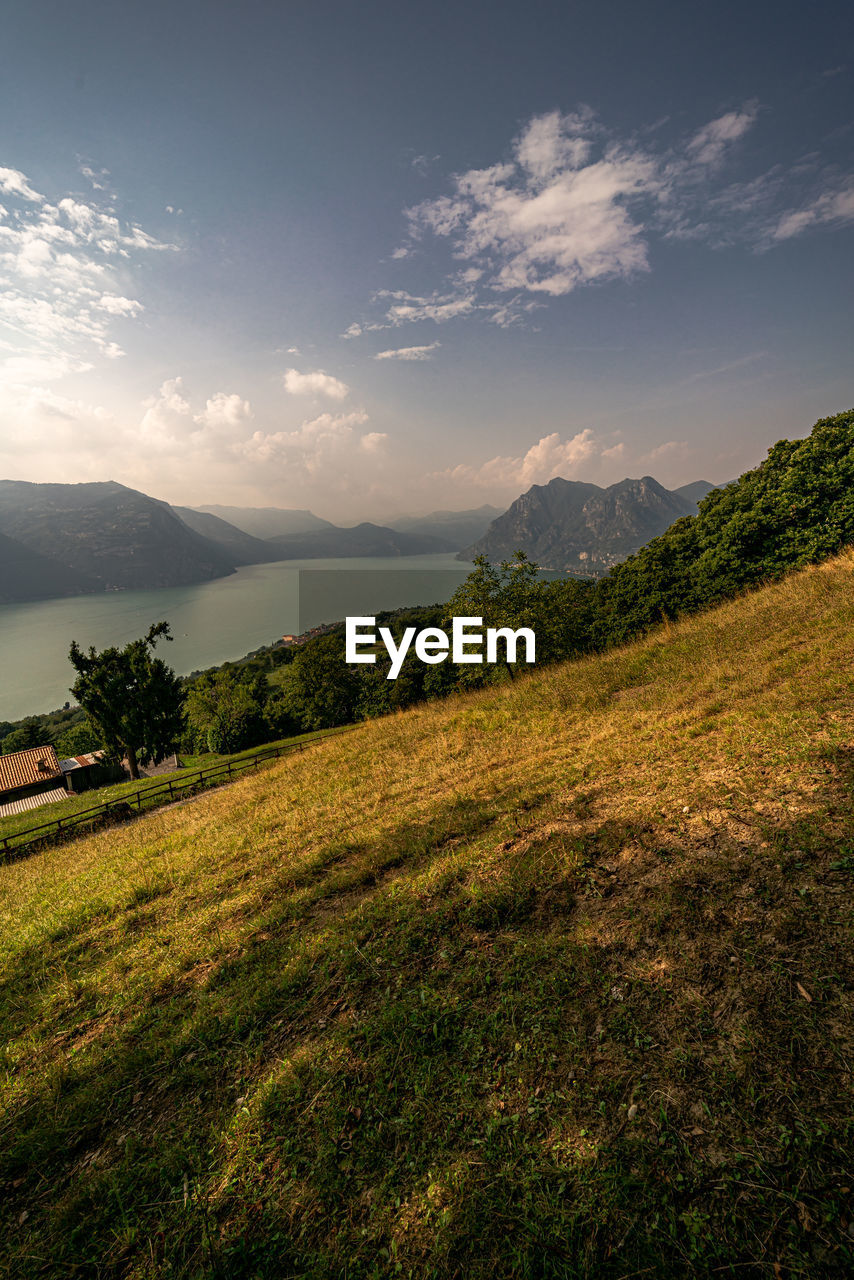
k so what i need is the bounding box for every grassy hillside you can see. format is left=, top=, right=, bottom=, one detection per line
left=2, top=556, right=854, bottom=1277
left=0, top=729, right=349, bottom=850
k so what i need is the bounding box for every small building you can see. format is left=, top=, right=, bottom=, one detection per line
left=0, top=745, right=67, bottom=817
left=59, top=750, right=123, bottom=793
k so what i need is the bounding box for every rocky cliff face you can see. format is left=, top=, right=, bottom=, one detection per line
left=461, top=475, right=709, bottom=574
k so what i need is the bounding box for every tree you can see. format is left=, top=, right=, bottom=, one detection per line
left=1, top=717, right=44, bottom=755
left=68, top=621, right=185, bottom=779
left=283, top=633, right=361, bottom=730
left=184, top=668, right=265, bottom=754
left=54, top=719, right=101, bottom=758
left=445, top=551, right=544, bottom=685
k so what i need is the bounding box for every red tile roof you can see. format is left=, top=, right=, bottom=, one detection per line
left=0, top=745, right=62, bottom=794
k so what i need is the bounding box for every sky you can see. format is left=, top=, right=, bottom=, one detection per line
left=0, top=0, right=852, bottom=521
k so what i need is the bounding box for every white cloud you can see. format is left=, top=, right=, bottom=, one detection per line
left=139, top=378, right=196, bottom=449
left=341, top=323, right=362, bottom=339
left=95, top=293, right=143, bottom=317
left=194, top=391, right=253, bottom=431
left=0, top=167, right=42, bottom=202
left=283, top=367, right=350, bottom=399
left=368, top=102, right=852, bottom=326
left=138, top=381, right=254, bottom=451
left=404, top=111, right=661, bottom=300
left=372, top=289, right=477, bottom=326
left=685, top=104, right=759, bottom=167
left=0, top=164, right=174, bottom=392
left=236, top=410, right=387, bottom=492
left=436, top=429, right=599, bottom=491
left=771, top=180, right=854, bottom=240
left=645, top=439, right=689, bottom=462
left=374, top=342, right=440, bottom=361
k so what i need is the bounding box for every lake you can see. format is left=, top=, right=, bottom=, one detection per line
left=0, top=553, right=473, bottom=721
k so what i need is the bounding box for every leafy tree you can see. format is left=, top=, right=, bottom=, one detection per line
left=68, top=621, right=185, bottom=779
left=1, top=717, right=45, bottom=755
left=184, top=668, right=265, bottom=754
left=54, top=719, right=101, bottom=758
left=283, top=633, right=361, bottom=730
left=445, top=551, right=544, bottom=685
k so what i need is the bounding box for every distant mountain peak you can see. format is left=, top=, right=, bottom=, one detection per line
left=461, top=474, right=717, bottom=574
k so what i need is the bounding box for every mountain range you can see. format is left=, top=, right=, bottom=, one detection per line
left=0, top=482, right=476, bottom=604
left=462, top=476, right=718, bottom=573
left=0, top=476, right=720, bottom=605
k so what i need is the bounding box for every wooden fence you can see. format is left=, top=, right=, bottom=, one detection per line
left=0, top=729, right=351, bottom=864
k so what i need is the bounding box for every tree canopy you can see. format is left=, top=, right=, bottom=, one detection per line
left=68, top=621, right=185, bottom=779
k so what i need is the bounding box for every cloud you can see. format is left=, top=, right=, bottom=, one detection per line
left=771, top=180, right=854, bottom=240
left=138, top=380, right=254, bottom=451
left=236, top=410, right=387, bottom=490
left=684, top=104, right=759, bottom=167
left=644, top=439, right=689, bottom=462
left=341, top=323, right=362, bottom=339
left=436, top=429, right=600, bottom=491
left=195, top=390, right=253, bottom=431
left=0, top=164, right=175, bottom=392
left=283, top=367, right=350, bottom=399
left=0, top=167, right=42, bottom=202
left=404, top=110, right=662, bottom=300
left=374, top=342, right=440, bottom=361
left=363, top=102, right=854, bottom=328
left=95, top=293, right=143, bottom=317
left=371, top=289, right=477, bottom=326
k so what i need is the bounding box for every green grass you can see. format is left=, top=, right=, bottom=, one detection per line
left=0, top=728, right=349, bottom=849
left=1, top=556, right=854, bottom=1277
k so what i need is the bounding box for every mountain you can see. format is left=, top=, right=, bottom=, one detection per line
left=673, top=479, right=719, bottom=506
left=462, top=475, right=707, bottom=573
left=0, top=480, right=237, bottom=599
left=194, top=505, right=334, bottom=540
left=264, top=522, right=456, bottom=558
left=0, top=530, right=96, bottom=604
left=171, top=506, right=285, bottom=565
left=386, top=505, right=503, bottom=550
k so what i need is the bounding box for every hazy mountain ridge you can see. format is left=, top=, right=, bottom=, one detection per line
left=194, top=505, right=334, bottom=540
left=264, top=522, right=456, bottom=558
left=462, top=476, right=718, bottom=573
left=171, top=507, right=284, bottom=565
left=386, top=505, right=503, bottom=548
left=0, top=480, right=237, bottom=603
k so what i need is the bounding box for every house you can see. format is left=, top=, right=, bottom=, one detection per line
left=0, top=744, right=67, bottom=817
left=59, top=750, right=123, bottom=793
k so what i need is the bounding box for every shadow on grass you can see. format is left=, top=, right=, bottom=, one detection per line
left=1, top=752, right=853, bottom=1278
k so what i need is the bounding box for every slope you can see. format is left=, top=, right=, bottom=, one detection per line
left=1, top=556, right=853, bottom=1277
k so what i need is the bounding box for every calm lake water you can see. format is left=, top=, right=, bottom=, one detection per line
left=0, top=553, right=473, bottom=721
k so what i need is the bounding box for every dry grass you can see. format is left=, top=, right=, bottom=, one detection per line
left=1, top=555, right=853, bottom=1277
